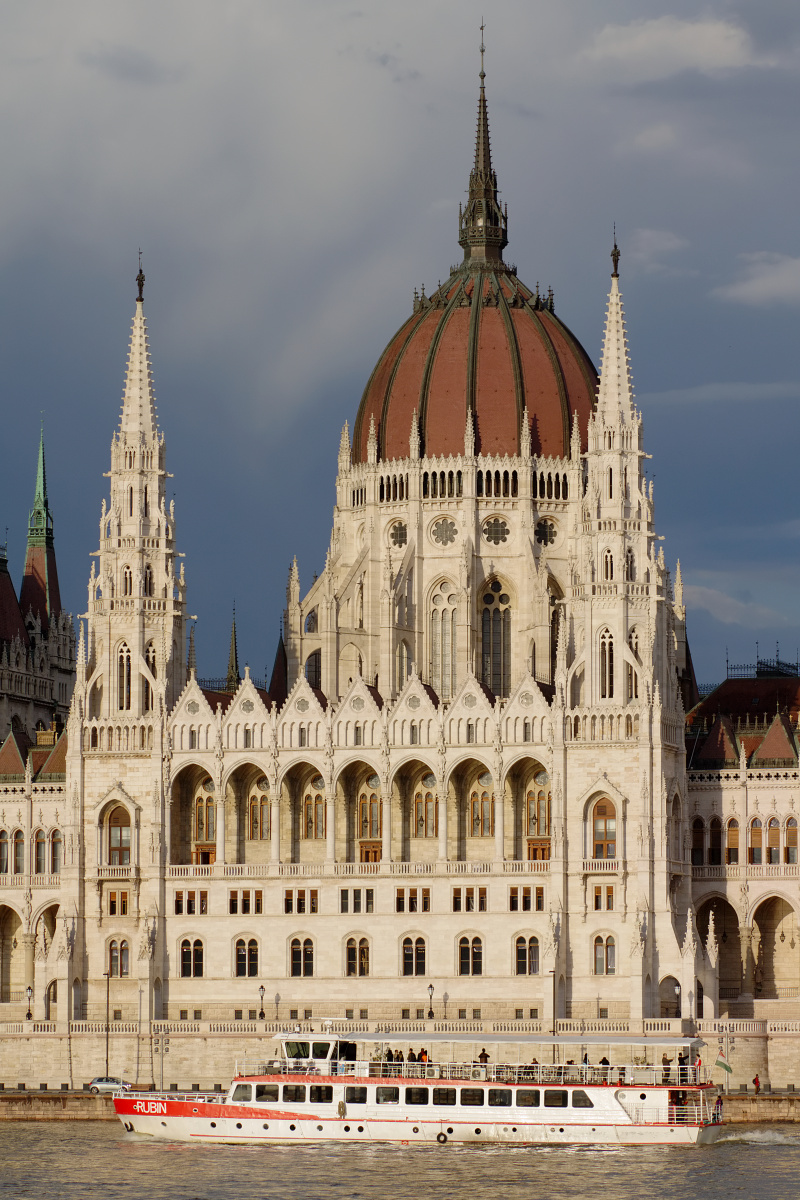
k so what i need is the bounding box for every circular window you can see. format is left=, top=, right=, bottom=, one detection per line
left=187, top=700, right=199, bottom=714
left=432, top=518, right=458, bottom=546
left=407, top=695, right=421, bottom=710
left=352, top=697, right=365, bottom=711
left=390, top=523, right=408, bottom=547
left=535, top=519, right=556, bottom=546
left=478, top=771, right=493, bottom=787
left=241, top=699, right=254, bottom=713
left=296, top=698, right=310, bottom=713
left=311, top=774, right=325, bottom=790
left=202, top=778, right=214, bottom=793
left=256, top=777, right=269, bottom=792
left=422, top=773, right=436, bottom=788
left=483, top=518, right=509, bottom=545
left=367, top=773, right=381, bottom=789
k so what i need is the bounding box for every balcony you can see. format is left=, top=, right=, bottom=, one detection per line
left=97, top=865, right=137, bottom=881
left=164, top=858, right=551, bottom=881
left=692, top=863, right=799, bottom=881
left=582, top=858, right=619, bottom=874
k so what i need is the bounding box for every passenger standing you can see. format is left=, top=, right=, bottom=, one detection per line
left=753, top=1074, right=760, bottom=1095
left=478, top=1048, right=490, bottom=1064
left=661, top=1053, right=673, bottom=1084
left=407, top=1049, right=417, bottom=1063
left=420, top=1048, right=428, bottom=1064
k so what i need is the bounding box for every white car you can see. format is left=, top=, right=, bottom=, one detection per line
left=89, top=1076, right=132, bottom=1095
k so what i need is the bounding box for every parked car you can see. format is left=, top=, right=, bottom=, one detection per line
left=89, top=1076, right=132, bottom=1095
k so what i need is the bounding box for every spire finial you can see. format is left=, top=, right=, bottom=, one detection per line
left=459, top=28, right=507, bottom=264
left=611, top=225, right=620, bottom=278
left=226, top=602, right=240, bottom=693
left=480, top=18, right=486, bottom=81
left=136, top=249, right=145, bottom=303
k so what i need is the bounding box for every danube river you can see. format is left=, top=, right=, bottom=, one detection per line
left=3, top=1122, right=800, bottom=1200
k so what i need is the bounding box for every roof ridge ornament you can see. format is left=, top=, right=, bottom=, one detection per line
left=611, top=225, right=620, bottom=278
left=137, top=249, right=145, bottom=303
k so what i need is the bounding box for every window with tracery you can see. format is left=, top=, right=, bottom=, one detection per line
left=304, top=792, right=325, bottom=840
left=143, top=642, right=156, bottom=712
left=592, top=800, right=616, bottom=860
left=430, top=582, right=457, bottom=700
left=627, top=630, right=639, bottom=701
left=236, top=938, right=258, bottom=977
left=118, top=642, right=132, bottom=710
left=414, top=790, right=437, bottom=838
left=526, top=771, right=551, bottom=859
left=599, top=630, right=614, bottom=699
left=603, top=550, right=613, bottom=581
left=346, top=937, right=370, bottom=977
left=250, top=793, right=270, bottom=840
left=195, top=796, right=215, bottom=844
left=481, top=580, right=511, bottom=697
left=594, top=935, right=615, bottom=975
left=109, top=807, right=131, bottom=865
left=516, top=936, right=539, bottom=975
left=459, top=936, right=482, bottom=976
left=403, top=937, right=426, bottom=976
left=470, top=784, right=494, bottom=838
left=291, top=938, right=313, bottom=977
left=359, top=793, right=381, bottom=840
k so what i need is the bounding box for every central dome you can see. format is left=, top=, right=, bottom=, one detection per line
left=352, top=63, right=598, bottom=465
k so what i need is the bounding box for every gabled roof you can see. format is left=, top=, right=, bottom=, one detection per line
left=36, top=731, right=68, bottom=777
left=0, top=729, right=31, bottom=777
left=750, top=712, right=797, bottom=765
left=268, top=636, right=288, bottom=708
left=694, top=714, right=738, bottom=765
left=0, top=552, right=28, bottom=647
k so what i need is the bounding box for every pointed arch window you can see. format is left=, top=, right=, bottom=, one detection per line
left=481, top=580, right=511, bottom=697
left=250, top=794, right=270, bottom=841
left=749, top=819, right=762, bottom=865
left=526, top=772, right=551, bottom=860
left=625, top=549, right=635, bottom=582
left=594, top=935, right=615, bottom=975
left=767, top=817, right=780, bottom=865
left=195, top=796, right=215, bottom=844
left=470, top=790, right=494, bottom=838
left=118, top=642, right=132, bottom=710
left=603, top=550, right=614, bottom=581
left=786, top=818, right=797, bottom=864
left=592, top=800, right=616, bottom=860
left=414, top=791, right=437, bottom=838
left=627, top=630, right=639, bottom=701
left=397, top=640, right=412, bottom=689
left=691, top=818, right=704, bottom=866
left=430, top=582, right=457, bottom=700
left=726, top=819, right=739, bottom=864
left=143, top=642, right=156, bottom=712
left=599, top=630, right=614, bottom=699
left=122, top=566, right=132, bottom=597
left=459, top=935, right=482, bottom=976
left=34, top=830, right=46, bottom=874
left=305, top=649, right=321, bottom=690
left=12, top=830, right=24, bottom=874
left=304, top=792, right=325, bottom=840
left=109, top=807, right=131, bottom=865
left=516, top=936, right=539, bottom=975
left=0, top=831, right=8, bottom=874
left=359, top=792, right=381, bottom=840
left=143, top=564, right=153, bottom=596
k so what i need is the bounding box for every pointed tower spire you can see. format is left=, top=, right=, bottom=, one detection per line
left=119, top=255, right=158, bottom=440
left=19, top=424, right=62, bottom=630
left=458, top=24, right=508, bottom=264
left=187, top=623, right=197, bottom=675
left=226, top=605, right=240, bottom=693
left=596, top=237, right=635, bottom=421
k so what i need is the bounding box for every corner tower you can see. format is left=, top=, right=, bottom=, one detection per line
left=20, top=428, right=63, bottom=631
left=80, top=263, right=188, bottom=721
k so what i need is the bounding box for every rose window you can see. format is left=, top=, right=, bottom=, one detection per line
left=483, top=518, right=509, bottom=545
left=390, top=522, right=408, bottom=547
left=432, top=518, right=458, bottom=546
left=535, top=519, right=556, bottom=546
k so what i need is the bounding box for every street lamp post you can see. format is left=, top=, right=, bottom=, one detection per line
left=674, top=983, right=681, bottom=1019
left=25, top=985, right=32, bottom=1022
left=274, top=992, right=281, bottom=1021
left=104, top=972, right=111, bottom=1076
left=427, top=984, right=434, bottom=1020
left=258, top=986, right=265, bottom=1021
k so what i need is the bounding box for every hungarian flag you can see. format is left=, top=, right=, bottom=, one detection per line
left=715, top=1049, right=733, bottom=1074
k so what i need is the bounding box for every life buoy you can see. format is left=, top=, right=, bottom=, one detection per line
left=436, top=1132, right=448, bottom=1144
left=337, top=1101, right=347, bottom=1118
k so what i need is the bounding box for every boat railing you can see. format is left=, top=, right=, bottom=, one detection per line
left=124, top=1091, right=219, bottom=1103
left=234, top=1059, right=707, bottom=1087
left=620, top=1104, right=719, bottom=1126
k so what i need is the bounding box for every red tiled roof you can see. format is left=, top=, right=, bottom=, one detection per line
left=687, top=677, right=800, bottom=727
left=36, top=732, right=68, bottom=776
left=750, top=713, right=797, bottom=764
left=0, top=730, right=31, bottom=776
left=0, top=558, right=28, bottom=647
left=694, top=714, right=738, bottom=764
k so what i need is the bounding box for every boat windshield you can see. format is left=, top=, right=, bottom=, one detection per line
left=284, top=1041, right=332, bottom=1060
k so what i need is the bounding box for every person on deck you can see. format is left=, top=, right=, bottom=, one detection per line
left=478, top=1048, right=490, bottom=1064
left=662, top=1053, right=673, bottom=1084
left=407, top=1049, right=416, bottom=1063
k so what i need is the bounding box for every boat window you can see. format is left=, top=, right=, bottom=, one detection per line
left=231, top=1084, right=252, bottom=1102
left=516, top=1089, right=540, bottom=1107
left=432, top=1088, right=456, bottom=1106
left=255, top=1084, right=279, bottom=1102
left=460, top=1089, right=484, bottom=1106
left=488, top=1089, right=513, bottom=1107
left=404, top=1087, right=429, bottom=1105
left=285, top=1042, right=311, bottom=1059
left=544, top=1090, right=568, bottom=1108
left=376, top=1087, right=399, bottom=1105
left=572, top=1090, right=594, bottom=1108
left=345, top=1087, right=367, bottom=1103
left=283, top=1085, right=306, bottom=1102
left=310, top=1086, right=333, bottom=1104
left=311, top=1042, right=331, bottom=1059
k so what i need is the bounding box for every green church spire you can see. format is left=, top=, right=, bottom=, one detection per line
left=28, top=425, right=54, bottom=548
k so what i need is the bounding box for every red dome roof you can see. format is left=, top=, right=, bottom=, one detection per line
left=352, top=63, right=598, bottom=464
left=352, top=270, right=598, bottom=463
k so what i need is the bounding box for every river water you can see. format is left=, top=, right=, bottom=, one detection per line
left=3, top=1122, right=800, bottom=1200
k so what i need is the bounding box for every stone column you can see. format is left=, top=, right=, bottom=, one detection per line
left=22, top=932, right=35, bottom=997
left=215, top=800, right=226, bottom=865
left=325, top=791, right=335, bottom=863
left=382, top=793, right=392, bottom=862
left=270, top=797, right=281, bottom=863
left=437, top=787, right=448, bottom=861
left=740, top=924, right=755, bottom=996
left=494, top=787, right=505, bottom=862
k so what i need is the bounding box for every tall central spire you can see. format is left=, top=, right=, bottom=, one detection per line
left=119, top=257, right=158, bottom=440
left=459, top=25, right=508, bottom=265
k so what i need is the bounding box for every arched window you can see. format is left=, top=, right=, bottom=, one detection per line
left=516, top=936, right=539, bottom=975
left=195, top=796, right=215, bottom=845
left=603, top=550, right=614, bottom=581
left=767, top=817, right=780, bottom=865
left=526, top=772, right=551, bottom=860
left=236, top=938, right=258, bottom=977
left=122, top=566, right=132, bottom=596
left=346, top=937, right=370, bottom=976
left=250, top=794, right=269, bottom=840
left=430, top=582, right=458, bottom=700
left=305, top=650, right=321, bottom=690
left=108, top=807, right=131, bottom=866
left=181, top=939, right=203, bottom=977
left=414, top=791, right=437, bottom=838
left=726, top=819, right=739, bottom=864
left=34, top=830, right=46, bottom=874
left=459, top=936, right=482, bottom=976
left=128, top=486, right=134, bottom=517
left=403, top=936, right=426, bottom=976
left=0, top=831, right=7, bottom=874
left=12, top=830, right=24, bottom=874
left=143, top=642, right=156, bottom=712
left=305, top=610, right=318, bottom=634
left=592, top=800, right=616, bottom=860
left=749, top=819, right=762, bottom=865
left=709, top=818, right=722, bottom=866
left=248, top=939, right=258, bottom=976
left=594, top=935, right=615, bottom=975
left=691, top=818, right=704, bottom=866
left=291, top=938, right=314, bottom=977
left=359, top=793, right=381, bottom=840
left=120, top=940, right=129, bottom=977
left=304, top=792, right=325, bottom=839
left=786, top=818, right=797, bottom=864
left=625, top=549, right=635, bottom=582
left=481, top=581, right=511, bottom=697
left=109, top=941, right=119, bottom=977
left=470, top=789, right=494, bottom=837
left=118, top=642, right=132, bottom=710
left=599, top=630, right=614, bottom=699
left=397, top=640, right=412, bottom=687
left=109, top=940, right=129, bottom=978
left=627, top=630, right=639, bottom=701
left=143, top=564, right=153, bottom=596
left=236, top=938, right=247, bottom=977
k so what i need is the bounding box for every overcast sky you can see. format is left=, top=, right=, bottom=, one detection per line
left=1, top=0, right=799, bottom=688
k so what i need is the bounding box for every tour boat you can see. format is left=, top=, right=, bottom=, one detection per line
left=114, top=1032, right=723, bottom=1146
